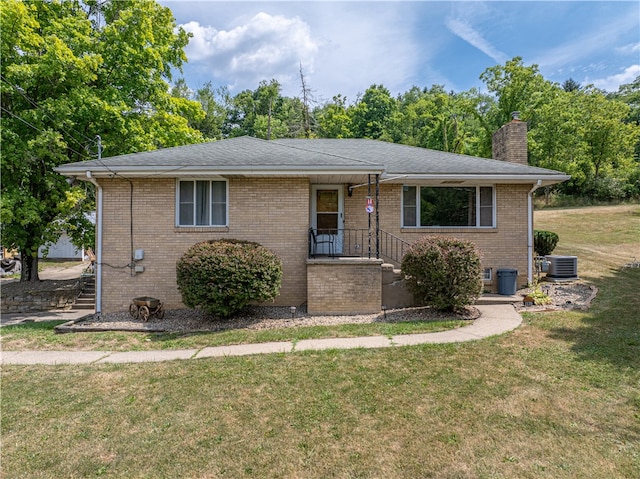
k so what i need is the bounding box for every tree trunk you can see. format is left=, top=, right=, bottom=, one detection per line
left=20, top=253, right=40, bottom=282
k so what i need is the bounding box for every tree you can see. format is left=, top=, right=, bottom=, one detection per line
left=1, top=0, right=204, bottom=282
left=225, top=79, right=291, bottom=139
left=172, top=79, right=227, bottom=140
left=562, top=78, right=582, bottom=92
left=529, top=87, right=639, bottom=199
left=298, top=63, right=315, bottom=138
left=610, top=75, right=640, bottom=126
left=609, top=75, right=640, bottom=170
left=315, top=95, right=353, bottom=138
left=478, top=57, right=559, bottom=157
left=388, top=85, right=484, bottom=154
left=350, top=84, right=396, bottom=139
left=255, top=79, right=281, bottom=140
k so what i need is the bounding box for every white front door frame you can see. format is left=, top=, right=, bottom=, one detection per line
left=310, top=185, right=344, bottom=255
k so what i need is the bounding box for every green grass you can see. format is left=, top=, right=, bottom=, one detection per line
left=1, top=318, right=467, bottom=351
left=2, top=204, right=639, bottom=478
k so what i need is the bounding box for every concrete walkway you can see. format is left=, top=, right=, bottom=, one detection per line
left=0, top=304, right=522, bottom=365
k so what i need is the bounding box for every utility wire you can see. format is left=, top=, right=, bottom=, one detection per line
left=0, top=74, right=96, bottom=151
left=1, top=106, right=91, bottom=161
left=2, top=74, right=205, bottom=181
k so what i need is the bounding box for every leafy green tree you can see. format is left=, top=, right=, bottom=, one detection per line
left=478, top=56, right=559, bottom=157
left=223, top=79, right=312, bottom=140
left=480, top=57, right=558, bottom=126
left=610, top=75, right=640, bottom=126
left=388, top=85, right=484, bottom=154
left=225, top=80, right=286, bottom=139
left=226, top=88, right=257, bottom=137
left=1, top=0, right=204, bottom=281
left=315, top=95, right=353, bottom=138
left=562, top=78, right=582, bottom=92
left=172, top=79, right=227, bottom=140
left=609, top=75, right=640, bottom=171
left=350, top=84, right=396, bottom=139
left=530, top=88, right=639, bottom=199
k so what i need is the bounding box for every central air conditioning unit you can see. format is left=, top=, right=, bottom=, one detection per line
left=546, top=255, right=578, bottom=280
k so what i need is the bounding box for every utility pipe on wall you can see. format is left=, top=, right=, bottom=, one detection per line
left=527, top=179, right=542, bottom=285
left=86, top=170, right=103, bottom=315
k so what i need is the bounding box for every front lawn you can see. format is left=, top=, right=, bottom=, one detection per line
left=2, top=204, right=639, bottom=478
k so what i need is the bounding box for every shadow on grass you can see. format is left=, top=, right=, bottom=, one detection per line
left=548, top=267, right=640, bottom=370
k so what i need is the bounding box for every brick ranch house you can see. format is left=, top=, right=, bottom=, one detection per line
left=55, top=118, right=569, bottom=315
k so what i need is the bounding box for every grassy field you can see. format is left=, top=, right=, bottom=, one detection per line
left=2, top=204, right=639, bottom=478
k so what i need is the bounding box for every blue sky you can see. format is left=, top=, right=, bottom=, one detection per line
left=160, top=1, right=640, bottom=103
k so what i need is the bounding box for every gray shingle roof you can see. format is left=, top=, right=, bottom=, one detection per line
left=56, top=136, right=384, bottom=173
left=55, top=136, right=569, bottom=183
left=273, top=138, right=562, bottom=177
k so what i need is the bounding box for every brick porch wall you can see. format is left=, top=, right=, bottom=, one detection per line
left=343, top=183, right=531, bottom=292
left=307, top=258, right=383, bottom=315
left=98, top=177, right=309, bottom=313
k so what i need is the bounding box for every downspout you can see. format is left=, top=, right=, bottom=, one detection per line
left=86, top=170, right=103, bottom=315
left=375, top=174, right=380, bottom=259
left=527, top=179, right=542, bottom=285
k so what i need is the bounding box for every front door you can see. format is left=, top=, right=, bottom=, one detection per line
left=311, top=185, right=344, bottom=255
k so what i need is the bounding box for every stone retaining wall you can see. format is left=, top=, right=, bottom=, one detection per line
left=1, top=279, right=83, bottom=313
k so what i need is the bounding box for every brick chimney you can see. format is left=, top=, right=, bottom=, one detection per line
left=492, top=111, right=528, bottom=165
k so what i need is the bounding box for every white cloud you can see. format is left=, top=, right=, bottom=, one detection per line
left=533, top=11, right=639, bottom=71
left=307, top=5, right=420, bottom=102
left=178, top=4, right=422, bottom=101
left=445, top=16, right=507, bottom=64
left=181, top=12, right=319, bottom=89
left=590, top=64, right=640, bottom=92
left=616, top=42, right=640, bottom=55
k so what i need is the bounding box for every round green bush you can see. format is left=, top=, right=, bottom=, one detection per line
left=533, top=230, right=559, bottom=256
left=176, top=239, right=282, bottom=318
left=401, top=236, right=483, bottom=312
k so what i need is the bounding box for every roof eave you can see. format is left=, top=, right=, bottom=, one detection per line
left=382, top=173, right=571, bottom=187
left=54, top=165, right=387, bottom=179
left=55, top=166, right=570, bottom=187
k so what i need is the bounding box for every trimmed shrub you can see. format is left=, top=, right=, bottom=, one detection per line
left=401, top=236, right=483, bottom=312
left=176, top=239, right=282, bottom=318
left=533, top=230, right=559, bottom=256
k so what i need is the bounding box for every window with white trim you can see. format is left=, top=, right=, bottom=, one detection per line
left=177, top=180, right=227, bottom=226
left=483, top=268, right=493, bottom=281
left=402, top=186, right=495, bottom=227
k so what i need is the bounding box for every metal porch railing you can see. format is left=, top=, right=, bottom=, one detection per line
left=378, top=229, right=411, bottom=265
left=308, top=228, right=411, bottom=266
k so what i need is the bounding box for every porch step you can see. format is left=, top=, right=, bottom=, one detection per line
left=475, top=294, right=522, bottom=305
left=381, top=263, right=402, bottom=284
left=72, top=277, right=95, bottom=311
left=73, top=303, right=95, bottom=310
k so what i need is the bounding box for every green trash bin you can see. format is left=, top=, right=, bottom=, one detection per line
left=497, top=269, right=518, bottom=295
